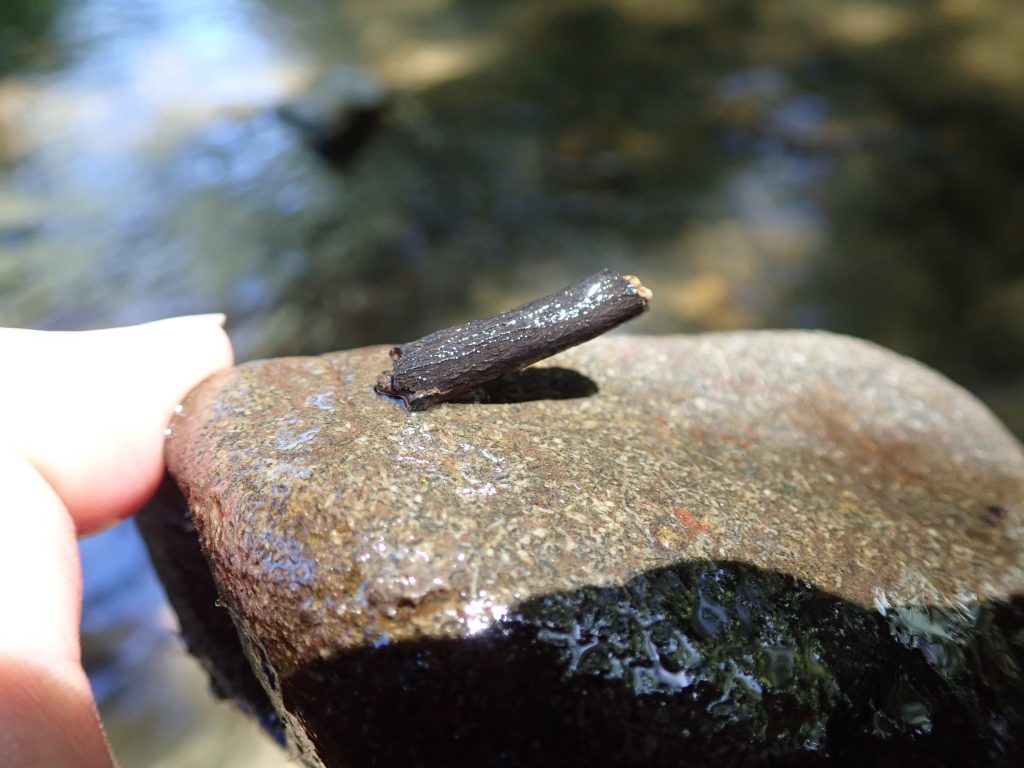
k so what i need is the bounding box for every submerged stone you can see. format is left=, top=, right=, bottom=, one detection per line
left=137, top=332, right=1024, bottom=767
left=274, top=67, right=388, bottom=168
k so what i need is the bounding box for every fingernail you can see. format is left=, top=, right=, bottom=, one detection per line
left=148, top=313, right=227, bottom=328
left=186, top=313, right=227, bottom=327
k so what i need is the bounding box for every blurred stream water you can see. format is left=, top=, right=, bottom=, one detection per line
left=1, top=0, right=1022, bottom=764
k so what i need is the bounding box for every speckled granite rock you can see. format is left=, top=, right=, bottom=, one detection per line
left=138, top=332, right=1024, bottom=767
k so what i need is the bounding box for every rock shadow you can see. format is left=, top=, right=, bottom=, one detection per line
left=136, top=476, right=286, bottom=744
left=451, top=367, right=599, bottom=405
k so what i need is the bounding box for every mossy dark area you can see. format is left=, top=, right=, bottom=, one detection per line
left=285, top=562, right=1022, bottom=767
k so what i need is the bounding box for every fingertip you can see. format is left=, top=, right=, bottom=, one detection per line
left=3, top=315, right=236, bottom=535
left=76, top=315, right=236, bottom=532
left=134, top=314, right=235, bottom=399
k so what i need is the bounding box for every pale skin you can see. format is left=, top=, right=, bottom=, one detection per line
left=0, top=315, right=234, bottom=768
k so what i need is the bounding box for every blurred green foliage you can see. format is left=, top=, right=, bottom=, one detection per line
left=0, top=0, right=62, bottom=74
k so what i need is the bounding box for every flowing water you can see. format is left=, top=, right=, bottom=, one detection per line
left=2, top=0, right=1023, bottom=764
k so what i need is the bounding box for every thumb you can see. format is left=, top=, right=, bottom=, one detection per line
left=0, top=315, right=233, bottom=768
left=0, top=314, right=234, bottom=534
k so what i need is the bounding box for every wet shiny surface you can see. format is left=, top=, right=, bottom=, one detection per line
left=273, top=561, right=1022, bottom=765
left=159, top=334, right=1024, bottom=765
left=1, top=0, right=1023, bottom=764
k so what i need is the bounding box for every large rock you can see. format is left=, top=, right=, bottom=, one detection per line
left=138, top=332, right=1024, bottom=767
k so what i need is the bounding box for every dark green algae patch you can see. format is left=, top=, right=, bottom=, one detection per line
left=282, top=567, right=1023, bottom=768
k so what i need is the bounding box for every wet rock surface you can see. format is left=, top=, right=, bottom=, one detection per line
left=139, top=332, right=1024, bottom=767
